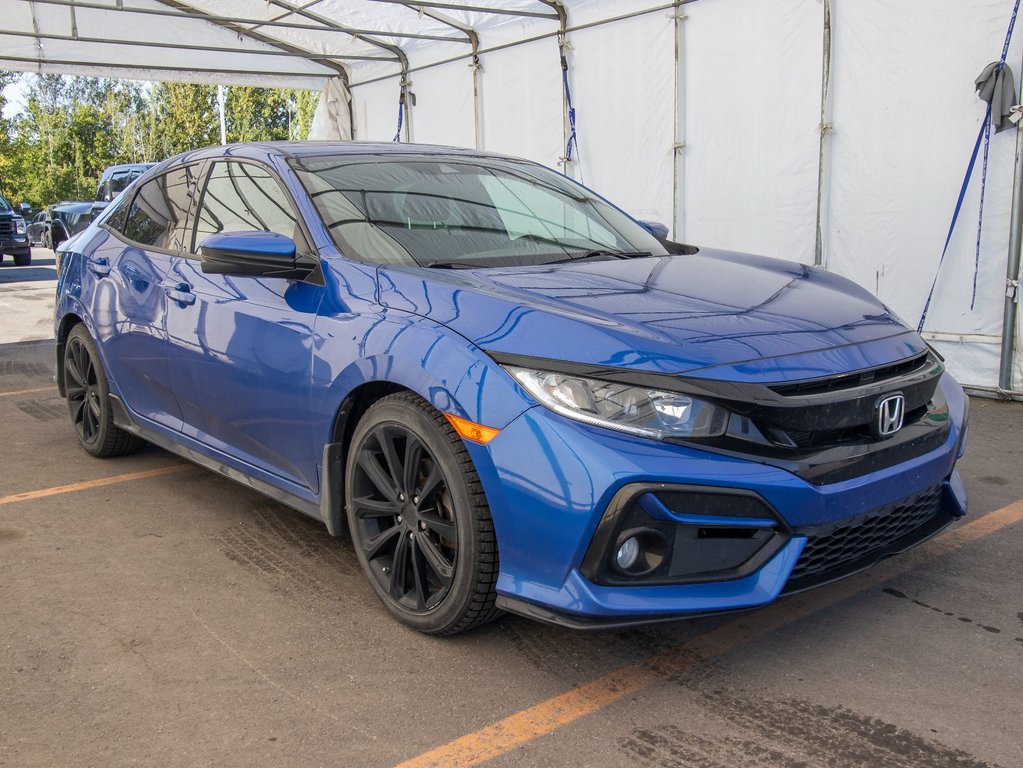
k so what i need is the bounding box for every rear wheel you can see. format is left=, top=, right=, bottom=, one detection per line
left=63, top=325, right=145, bottom=458
left=345, top=392, right=500, bottom=635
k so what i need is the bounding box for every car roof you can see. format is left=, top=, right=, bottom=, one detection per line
left=154, top=141, right=525, bottom=174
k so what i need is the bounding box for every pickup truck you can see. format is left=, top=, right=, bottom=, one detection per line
left=0, top=194, right=31, bottom=266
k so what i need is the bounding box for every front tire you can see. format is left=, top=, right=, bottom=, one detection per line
left=13, top=249, right=31, bottom=267
left=63, top=324, right=145, bottom=458
left=345, top=392, right=500, bottom=635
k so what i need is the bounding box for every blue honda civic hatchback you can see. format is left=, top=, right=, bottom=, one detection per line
left=55, top=142, right=969, bottom=634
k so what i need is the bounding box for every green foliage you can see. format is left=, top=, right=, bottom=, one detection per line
left=0, top=71, right=320, bottom=208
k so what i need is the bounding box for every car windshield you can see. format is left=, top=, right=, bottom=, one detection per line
left=292, top=154, right=667, bottom=268
left=0, top=196, right=11, bottom=213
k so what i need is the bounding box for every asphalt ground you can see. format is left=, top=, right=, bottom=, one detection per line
left=1, top=252, right=1022, bottom=768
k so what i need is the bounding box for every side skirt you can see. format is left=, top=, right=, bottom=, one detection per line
left=108, top=393, right=326, bottom=524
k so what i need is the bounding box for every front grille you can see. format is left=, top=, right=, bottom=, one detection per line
left=0, top=220, right=13, bottom=234
left=770, top=352, right=931, bottom=397
left=787, top=484, right=944, bottom=584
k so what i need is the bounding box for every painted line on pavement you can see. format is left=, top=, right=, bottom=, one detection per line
left=0, top=464, right=192, bottom=507
left=0, top=386, right=55, bottom=398
left=394, top=498, right=1023, bottom=768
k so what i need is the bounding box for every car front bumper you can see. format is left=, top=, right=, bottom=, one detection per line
left=472, top=373, right=969, bottom=627
left=1, top=232, right=30, bottom=253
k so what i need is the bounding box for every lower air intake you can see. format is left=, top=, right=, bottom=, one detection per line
left=786, top=484, right=944, bottom=588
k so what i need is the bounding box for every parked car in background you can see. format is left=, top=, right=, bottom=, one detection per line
left=91, top=162, right=155, bottom=219
left=55, top=142, right=969, bottom=635
left=28, top=212, right=49, bottom=246
left=45, top=201, right=93, bottom=251
left=0, top=194, right=31, bottom=266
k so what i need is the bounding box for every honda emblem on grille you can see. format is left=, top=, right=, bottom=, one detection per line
left=875, top=393, right=905, bottom=438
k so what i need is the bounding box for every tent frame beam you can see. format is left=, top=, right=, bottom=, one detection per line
left=0, top=54, right=335, bottom=80
left=350, top=1, right=694, bottom=88
left=0, top=28, right=395, bottom=62
left=364, top=0, right=559, bottom=21
left=154, top=0, right=355, bottom=82
left=16, top=0, right=463, bottom=42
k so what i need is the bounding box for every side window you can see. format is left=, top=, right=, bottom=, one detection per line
left=104, top=193, right=133, bottom=233
left=193, top=162, right=299, bottom=252
left=119, top=166, right=197, bottom=250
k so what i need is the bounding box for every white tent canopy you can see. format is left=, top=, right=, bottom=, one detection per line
left=3, top=0, right=1022, bottom=391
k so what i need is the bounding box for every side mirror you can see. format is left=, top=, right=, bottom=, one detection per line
left=636, top=219, right=670, bottom=239
left=635, top=219, right=699, bottom=255
left=200, top=231, right=312, bottom=279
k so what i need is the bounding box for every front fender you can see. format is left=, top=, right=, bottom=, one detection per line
left=314, top=307, right=533, bottom=431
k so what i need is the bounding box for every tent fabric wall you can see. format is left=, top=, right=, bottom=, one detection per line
left=345, top=0, right=1022, bottom=391
left=824, top=0, right=1022, bottom=390
left=5, top=0, right=1022, bottom=390
left=681, top=0, right=823, bottom=262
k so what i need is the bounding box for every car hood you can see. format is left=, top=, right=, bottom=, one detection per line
left=375, top=249, right=927, bottom=383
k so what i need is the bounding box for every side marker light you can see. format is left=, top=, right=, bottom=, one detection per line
left=444, top=413, right=501, bottom=444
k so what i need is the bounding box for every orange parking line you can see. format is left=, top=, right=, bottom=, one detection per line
left=395, top=499, right=1023, bottom=768
left=0, top=386, right=55, bottom=398
left=0, top=464, right=192, bottom=507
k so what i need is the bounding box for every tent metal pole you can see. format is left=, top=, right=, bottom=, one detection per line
left=0, top=54, right=336, bottom=80
left=0, top=28, right=395, bottom=62
left=540, top=1, right=574, bottom=176
left=217, top=85, right=227, bottom=145
left=154, top=0, right=357, bottom=85
left=395, top=3, right=482, bottom=148
left=672, top=1, right=687, bottom=241
left=351, top=1, right=700, bottom=89
left=998, top=60, right=1023, bottom=391
left=18, top=0, right=466, bottom=40
left=813, top=0, right=833, bottom=267
left=365, top=0, right=559, bottom=20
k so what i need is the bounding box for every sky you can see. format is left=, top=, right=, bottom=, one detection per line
left=3, top=77, right=28, bottom=119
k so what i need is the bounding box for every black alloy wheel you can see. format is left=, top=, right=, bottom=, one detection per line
left=63, top=325, right=144, bottom=458
left=346, top=392, right=499, bottom=635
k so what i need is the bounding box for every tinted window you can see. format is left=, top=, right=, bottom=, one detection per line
left=120, top=166, right=197, bottom=250
left=292, top=156, right=665, bottom=268
left=193, top=162, right=299, bottom=252
left=104, top=193, right=133, bottom=233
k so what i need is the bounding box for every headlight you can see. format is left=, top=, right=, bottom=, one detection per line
left=14, top=218, right=26, bottom=234
left=506, top=367, right=729, bottom=440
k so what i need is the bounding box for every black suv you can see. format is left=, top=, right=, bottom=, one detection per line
left=0, top=194, right=31, bottom=266
left=91, top=163, right=155, bottom=218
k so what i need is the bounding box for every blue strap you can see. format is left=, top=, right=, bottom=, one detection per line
left=918, top=108, right=991, bottom=332
left=560, top=44, right=579, bottom=163
left=392, top=97, right=404, bottom=143
left=919, top=0, right=1020, bottom=332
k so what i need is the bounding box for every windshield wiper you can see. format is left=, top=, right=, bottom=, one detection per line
left=423, top=260, right=494, bottom=269
left=543, top=250, right=652, bottom=264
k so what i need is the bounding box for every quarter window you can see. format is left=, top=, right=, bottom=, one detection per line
left=118, top=166, right=197, bottom=250
left=193, top=162, right=299, bottom=252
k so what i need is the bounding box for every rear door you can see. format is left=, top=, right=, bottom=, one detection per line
left=164, top=160, right=324, bottom=492
left=88, top=164, right=202, bottom=430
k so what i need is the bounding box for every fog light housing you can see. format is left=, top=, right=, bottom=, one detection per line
left=615, top=537, right=640, bottom=570
left=611, top=528, right=668, bottom=577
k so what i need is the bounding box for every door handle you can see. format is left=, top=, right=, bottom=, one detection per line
left=165, top=284, right=196, bottom=306
left=87, top=257, right=110, bottom=277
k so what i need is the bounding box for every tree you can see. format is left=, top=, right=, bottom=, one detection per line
left=151, top=82, right=218, bottom=156
left=0, top=70, right=321, bottom=207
